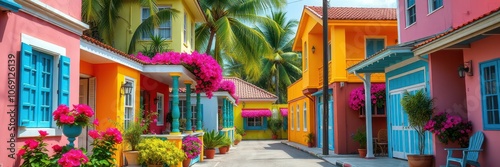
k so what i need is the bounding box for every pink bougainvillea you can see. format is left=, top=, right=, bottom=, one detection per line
left=348, top=84, right=386, bottom=111
left=218, top=80, right=239, bottom=103
left=424, top=112, right=472, bottom=147
left=57, top=149, right=89, bottom=167
left=241, top=109, right=272, bottom=118
left=134, top=51, right=222, bottom=98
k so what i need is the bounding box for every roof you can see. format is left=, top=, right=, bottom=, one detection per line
left=306, top=6, right=397, bottom=20
left=222, top=77, right=277, bottom=101
left=81, top=35, right=147, bottom=64
left=414, top=7, right=500, bottom=48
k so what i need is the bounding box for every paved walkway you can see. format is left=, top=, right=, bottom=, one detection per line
left=192, top=140, right=334, bottom=167
left=282, top=141, right=409, bottom=167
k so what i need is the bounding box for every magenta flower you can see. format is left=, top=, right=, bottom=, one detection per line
left=58, top=149, right=89, bottom=167
left=17, top=149, right=26, bottom=156
left=182, top=136, right=202, bottom=159
left=52, top=145, right=63, bottom=152
left=38, top=130, right=48, bottom=137
left=93, top=119, right=99, bottom=126
left=426, top=112, right=473, bottom=147
left=53, top=104, right=95, bottom=127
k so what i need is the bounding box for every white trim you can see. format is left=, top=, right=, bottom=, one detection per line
left=156, top=93, right=165, bottom=126
left=22, top=33, right=66, bottom=56
left=124, top=77, right=136, bottom=129
left=385, top=56, right=420, bottom=73
left=17, top=0, right=88, bottom=35
left=296, top=104, right=300, bottom=131
left=396, top=0, right=401, bottom=44
left=80, top=39, right=143, bottom=71
left=290, top=106, right=294, bottom=130
left=427, top=0, right=443, bottom=14
left=387, top=67, right=426, bottom=81
left=405, top=0, right=416, bottom=27
left=303, top=101, right=307, bottom=131
left=389, top=83, right=426, bottom=94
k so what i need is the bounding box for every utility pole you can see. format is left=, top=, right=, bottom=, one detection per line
left=322, top=0, right=329, bottom=156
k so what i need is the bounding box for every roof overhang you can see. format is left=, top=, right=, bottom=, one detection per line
left=185, top=0, right=206, bottom=22
left=413, top=10, right=500, bottom=56
left=142, top=65, right=197, bottom=88
left=213, top=91, right=236, bottom=105
left=239, top=98, right=277, bottom=102
left=80, top=39, right=143, bottom=71
left=347, top=47, right=414, bottom=74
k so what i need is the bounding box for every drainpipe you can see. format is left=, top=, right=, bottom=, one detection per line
left=354, top=71, right=375, bottom=158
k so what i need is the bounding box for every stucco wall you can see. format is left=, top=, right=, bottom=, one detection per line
left=288, top=97, right=314, bottom=146
left=140, top=74, right=170, bottom=134
left=234, top=102, right=287, bottom=140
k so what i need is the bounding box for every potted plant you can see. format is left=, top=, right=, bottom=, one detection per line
left=401, top=90, right=434, bottom=167
left=137, top=138, right=186, bottom=167
left=203, top=130, right=224, bottom=159
left=424, top=112, right=473, bottom=148
left=267, top=118, right=283, bottom=139
left=182, top=136, right=202, bottom=167
left=235, top=126, right=246, bottom=136
left=122, top=110, right=156, bottom=166
left=218, top=135, right=231, bottom=154
left=351, top=128, right=367, bottom=158
left=234, top=134, right=242, bottom=145
left=305, top=133, right=315, bottom=148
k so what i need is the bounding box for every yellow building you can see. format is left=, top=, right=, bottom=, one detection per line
left=287, top=6, right=398, bottom=154
left=224, top=77, right=288, bottom=140
left=113, top=0, right=205, bottom=53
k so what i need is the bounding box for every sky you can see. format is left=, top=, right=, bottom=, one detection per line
left=285, top=0, right=397, bottom=31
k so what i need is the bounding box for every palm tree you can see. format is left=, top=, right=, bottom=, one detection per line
left=254, top=11, right=302, bottom=103
left=195, top=0, right=286, bottom=80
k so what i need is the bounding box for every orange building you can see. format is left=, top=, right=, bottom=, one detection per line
left=287, top=6, right=398, bottom=154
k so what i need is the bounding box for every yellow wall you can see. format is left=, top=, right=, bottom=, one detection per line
left=288, top=98, right=314, bottom=145
left=114, top=0, right=200, bottom=53
left=234, top=102, right=287, bottom=140
left=92, top=63, right=141, bottom=166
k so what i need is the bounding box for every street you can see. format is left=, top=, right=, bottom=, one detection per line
left=193, top=140, right=334, bottom=167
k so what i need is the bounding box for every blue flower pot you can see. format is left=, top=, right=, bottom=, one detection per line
left=62, top=124, right=83, bottom=148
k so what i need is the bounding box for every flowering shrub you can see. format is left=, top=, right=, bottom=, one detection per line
left=348, top=84, right=386, bottom=111
left=182, top=136, right=202, bottom=159
left=18, top=130, right=51, bottom=167
left=57, top=149, right=89, bottom=167
left=218, top=80, right=239, bottom=103
left=134, top=51, right=223, bottom=98
left=424, top=112, right=473, bottom=147
left=87, top=127, right=123, bottom=166
left=53, top=104, right=95, bottom=127
left=137, top=138, right=186, bottom=166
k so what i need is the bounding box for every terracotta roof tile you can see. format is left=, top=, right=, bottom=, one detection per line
left=414, top=7, right=500, bottom=48
left=306, top=6, right=397, bottom=20
left=222, top=77, right=277, bottom=100
left=81, top=35, right=147, bottom=64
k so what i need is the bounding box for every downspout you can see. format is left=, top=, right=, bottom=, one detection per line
left=354, top=71, right=375, bottom=158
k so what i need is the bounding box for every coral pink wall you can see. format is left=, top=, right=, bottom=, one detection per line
left=140, top=74, right=170, bottom=134
left=450, top=0, right=500, bottom=28
left=39, top=0, right=82, bottom=20
left=332, top=82, right=387, bottom=154
left=429, top=50, right=468, bottom=166
left=0, top=11, right=80, bottom=166
left=462, top=35, right=500, bottom=167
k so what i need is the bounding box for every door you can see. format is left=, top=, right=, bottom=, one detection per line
left=387, top=68, right=432, bottom=159
left=316, top=92, right=334, bottom=150
left=78, top=78, right=96, bottom=154
left=327, top=94, right=334, bottom=150
left=317, top=96, right=323, bottom=148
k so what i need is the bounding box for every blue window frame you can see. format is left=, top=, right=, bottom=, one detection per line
left=406, top=0, right=416, bottom=26
left=480, top=60, right=500, bottom=130
left=244, top=117, right=267, bottom=130
left=19, top=43, right=70, bottom=128
left=366, top=38, right=385, bottom=58
left=429, top=0, right=443, bottom=12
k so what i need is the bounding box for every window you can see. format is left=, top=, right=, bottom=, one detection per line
left=141, top=7, right=172, bottom=40
left=406, top=0, right=416, bottom=26
left=191, top=22, right=195, bottom=47
left=480, top=60, right=500, bottom=130
left=124, top=79, right=135, bottom=129
left=428, top=0, right=443, bottom=13
left=244, top=117, right=267, bottom=130
left=19, top=42, right=70, bottom=128
left=177, top=99, right=196, bottom=128
left=156, top=93, right=164, bottom=125
left=291, top=106, right=294, bottom=130
left=184, top=13, right=187, bottom=44
left=303, top=101, right=307, bottom=131
left=365, top=38, right=385, bottom=58
left=328, top=42, right=332, bottom=62
left=304, top=42, right=308, bottom=70
left=296, top=104, right=300, bottom=131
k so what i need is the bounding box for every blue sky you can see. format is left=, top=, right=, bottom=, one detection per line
left=285, top=0, right=397, bottom=31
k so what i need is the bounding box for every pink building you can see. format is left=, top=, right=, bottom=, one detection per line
left=0, top=1, right=87, bottom=166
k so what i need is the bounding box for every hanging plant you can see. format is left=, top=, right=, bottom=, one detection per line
left=348, top=84, right=386, bottom=111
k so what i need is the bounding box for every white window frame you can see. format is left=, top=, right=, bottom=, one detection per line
left=18, top=34, right=65, bottom=137
left=291, top=106, right=294, bottom=130
left=156, top=93, right=164, bottom=125
left=428, top=0, right=443, bottom=14
left=304, top=42, right=308, bottom=70
left=406, top=0, right=416, bottom=27
left=141, top=6, right=172, bottom=40
left=184, top=13, right=187, bottom=44
left=296, top=104, right=300, bottom=131
left=124, top=77, right=135, bottom=130
left=303, top=101, right=307, bottom=131
left=247, top=117, right=263, bottom=127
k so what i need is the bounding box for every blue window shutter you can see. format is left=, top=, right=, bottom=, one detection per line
left=366, top=39, right=385, bottom=58
left=480, top=60, right=500, bottom=130
left=58, top=56, right=70, bottom=106
left=366, top=39, right=375, bottom=58
left=243, top=118, right=248, bottom=129
left=19, top=43, right=36, bottom=127
left=37, top=53, right=53, bottom=127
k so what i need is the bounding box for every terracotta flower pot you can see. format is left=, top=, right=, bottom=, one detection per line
left=358, top=149, right=367, bottom=158
left=234, top=140, right=241, bottom=145
left=407, top=155, right=433, bottom=167
left=218, top=146, right=228, bottom=154
left=226, top=145, right=230, bottom=152
left=183, top=158, right=191, bottom=167
left=147, top=165, right=163, bottom=167
left=123, top=151, right=140, bottom=166
left=205, top=149, right=216, bottom=159
left=272, top=134, right=278, bottom=140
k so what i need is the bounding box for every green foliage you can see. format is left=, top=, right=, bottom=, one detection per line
left=203, top=130, right=224, bottom=149
left=221, top=135, right=232, bottom=147
left=305, top=133, right=315, bottom=144
left=351, top=128, right=367, bottom=149
left=401, top=89, right=434, bottom=155
left=267, top=118, right=283, bottom=135
left=234, top=134, right=243, bottom=141
left=137, top=138, right=186, bottom=166
left=235, top=126, right=246, bottom=136
left=140, top=35, right=170, bottom=57
left=86, top=139, right=118, bottom=166
left=122, top=121, right=145, bottom=151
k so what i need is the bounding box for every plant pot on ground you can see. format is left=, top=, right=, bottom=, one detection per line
left=234, top=134, right=242, bottom=145
left=267, top=118, right=283, bottom=140
left=203, top=130, right=224, bottom=159
left=122, top=119, right=146, bottom=165
left=352, top=128, right=367, bottom=158
left=305, top=133, right=315, bottom=148
left=401, top=90, right=435, bottom=167
left=218, top=135, right=231, bottom=154
left=182, top=135, right=202, bottom=167
left=137, top=138, right=186, bottom=167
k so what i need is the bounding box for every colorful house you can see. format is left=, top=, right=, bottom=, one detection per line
left=226, top=77, right=288, bottom=140
left=287, top=6, right=397, bottom=153
left=0, top=0, right=88, bottom=166
left=348, top=0, right=500, bottom=166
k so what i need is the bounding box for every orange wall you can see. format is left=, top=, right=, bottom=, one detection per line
left=288, top=97, right=315, bottom=146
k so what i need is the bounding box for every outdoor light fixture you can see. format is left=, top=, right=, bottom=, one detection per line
left=312, top=46, right=316, bottom=54
left=458, top=60, right=473, bottom=78
left=153, top=97, right=159, bottom=104
left=120, top=81, right=133, bottom=96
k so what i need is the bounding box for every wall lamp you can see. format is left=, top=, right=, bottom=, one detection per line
left=458, top=60, right=473, bottom=78
left=120, top=81, right=133, bottom=96
left=153, top=97, right=159, bottom=104
left=312, top=46, right=316, bottom=54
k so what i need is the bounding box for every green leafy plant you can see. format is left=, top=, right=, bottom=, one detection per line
left=267, top=118, right=283, bottom=135
left=305, top=133, right=315, bottom=144
left=86, top=127, right=123, bottom=167
left=234, top=134, right=243, bottom=141
left=401, top=90, right=434, bottom=155
left=18, top=131, right=51, bottom=167
left=235, top=126, right=246, bottom=136
left=221, top=135, right=232, bottom=147
left=137, top=138, right=186, bottom=166
left=203, top=130, right=224, bottom=149
left=122, top=110, right=156, bottom=151
left=141, top=35, right=170, bottom=57
left=352, top=128, right=367, bottom=149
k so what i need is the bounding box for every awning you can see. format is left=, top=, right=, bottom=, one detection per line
left=347, top=46, right=414, bottom=73
left=241, top=109, right=272, bottom=118
left=0, top=0, right=22, bottom=12
left=280, top=108, right=288, bottom=117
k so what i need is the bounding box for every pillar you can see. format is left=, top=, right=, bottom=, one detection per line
left=170, top=73, right=181, bottom=135
left=185, top=81, right=193, bottom=133
left=364, top=73, right=374, bottom=158
left=196, top=93, right=202, bottom=132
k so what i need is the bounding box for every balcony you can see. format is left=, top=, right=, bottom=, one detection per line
left=318, top=63, right=332, bottom=86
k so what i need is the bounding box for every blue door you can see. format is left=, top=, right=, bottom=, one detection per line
left=387, top=68, right=433, bottom=159
left=316, top=91, right=334, bottom=150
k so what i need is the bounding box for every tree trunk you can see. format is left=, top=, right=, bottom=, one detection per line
left=205, top=31, right=215, bottom=54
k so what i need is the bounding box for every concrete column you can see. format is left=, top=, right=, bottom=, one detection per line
left=170, top=72, right=181, bottom=135
left=196, top=93, right=202, bottom=132
left=364, top=73, right=374, bottom=158
left=185, top=81, right=193, bottom=133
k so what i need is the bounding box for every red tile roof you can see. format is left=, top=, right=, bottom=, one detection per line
left=414, top=7, right=500, bottom=48
left=223, top=77, right=277, bottom=101
left=306, top=6, right=397, bottom=20
left=81, top=35, right=147, bottom=64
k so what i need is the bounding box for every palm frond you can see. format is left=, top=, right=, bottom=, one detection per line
left=128, top=8, right=178, bottom=53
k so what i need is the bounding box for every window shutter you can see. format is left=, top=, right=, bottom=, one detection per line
left=88, top=77, right=96, bottom=112
left=19, top=43, right=36, bottom=127
left=58, top=56, right=71, bottom=105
